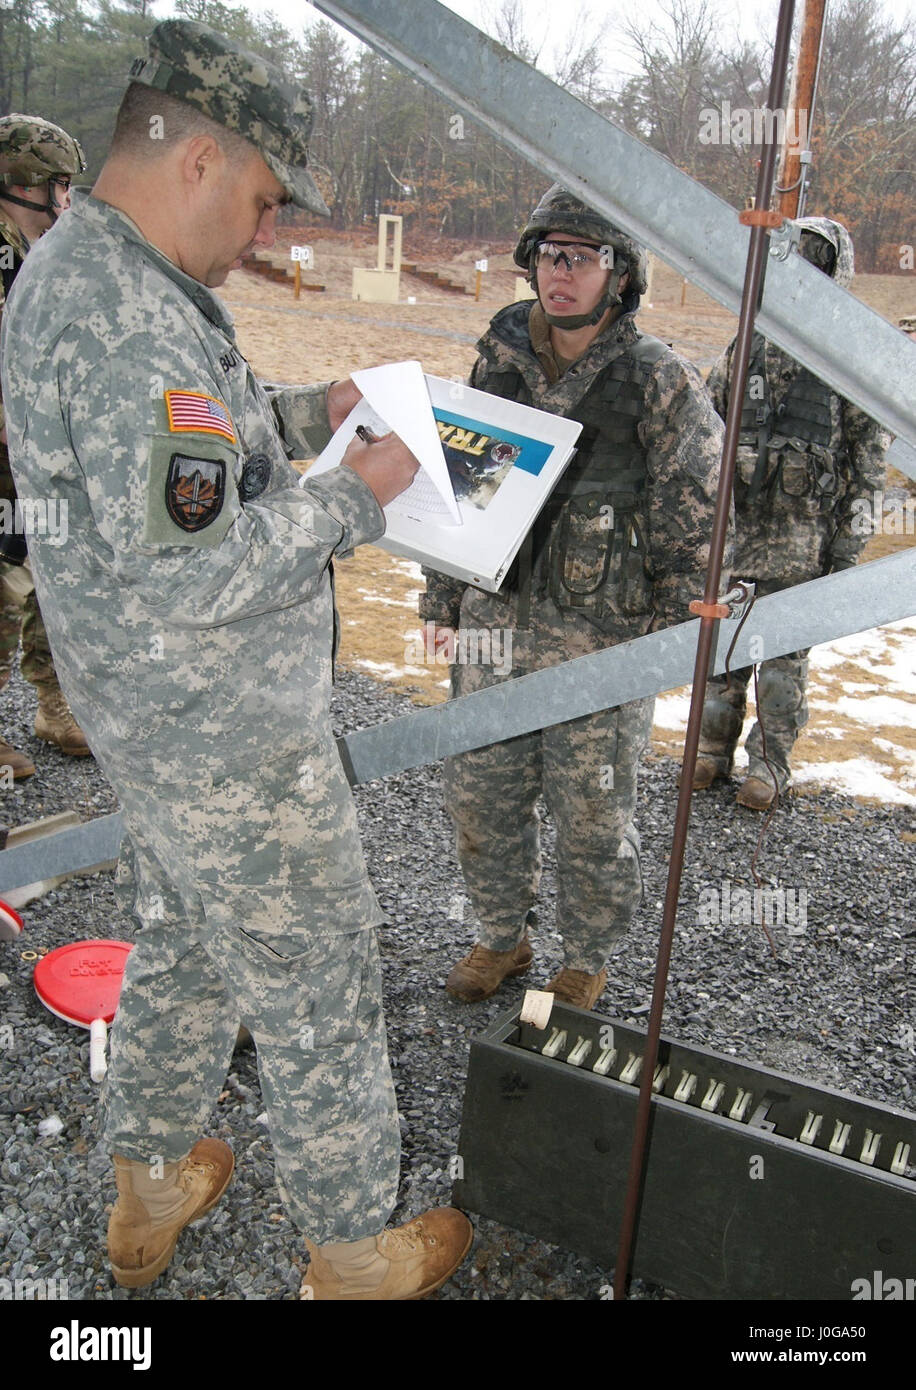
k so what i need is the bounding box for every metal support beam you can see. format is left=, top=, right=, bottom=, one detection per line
left=2, top=547, right=913, bottom=893
left=313, top=0, right=916, bottom=461
left=338, top=546, right=916, bottom=783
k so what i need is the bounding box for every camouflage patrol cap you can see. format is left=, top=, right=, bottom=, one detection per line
left=793, top=215, right=854, bottom=289
left=0, top=114, right=86, bottom=187
left=128, top=19, right=330, bottom=217
left=514, top=184, right=649, bottom=295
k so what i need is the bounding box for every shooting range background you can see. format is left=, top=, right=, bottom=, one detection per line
left=0, top=229, right=913, bottom=1302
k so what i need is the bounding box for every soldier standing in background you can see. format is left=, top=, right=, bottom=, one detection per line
left=693, top=218, right=890, bottom=809
left=2, top=21, right=472, bottom=1301
left=421, top=185, right=727, bottom=1012
left=0, top=115, right=91, bottom=777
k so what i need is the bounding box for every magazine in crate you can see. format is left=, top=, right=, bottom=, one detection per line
left=301, top=360, right=582, bottom=591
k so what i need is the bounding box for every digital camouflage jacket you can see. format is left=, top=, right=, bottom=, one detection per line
left=420, top=300, right=728, bottom=641
left=1, top=191, right=384, bottom=790
left=0, top=205, right=28, bottom=446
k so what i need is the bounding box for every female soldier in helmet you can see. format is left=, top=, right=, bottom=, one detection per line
left=420, top=184, right=728, bottom=1010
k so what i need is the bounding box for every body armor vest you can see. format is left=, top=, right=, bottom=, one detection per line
left=738, top=333, right=840, bottom=505
left=476, top=306, right=668, bottom=623
left=740, top=333, right=835, bottom=450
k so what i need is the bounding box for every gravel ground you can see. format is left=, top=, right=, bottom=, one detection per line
left=0, top=666, right=913, bottom=1303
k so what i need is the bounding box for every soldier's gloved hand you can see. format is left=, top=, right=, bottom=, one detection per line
left=341, top=430, right=420, bottom=508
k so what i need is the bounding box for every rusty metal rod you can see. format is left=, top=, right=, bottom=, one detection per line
left=612, top=0, right=798, bottom=1299
left=778, top=0, right=827, bottom=218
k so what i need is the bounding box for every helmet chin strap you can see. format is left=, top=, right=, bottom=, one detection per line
left=0, top=182, right=61, bottom=222
left=532, top=252, right=626, bottom=331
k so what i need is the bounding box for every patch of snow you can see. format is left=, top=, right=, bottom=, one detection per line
left=792, top=758, right=916, bottom=805
left=831, top=694, right=916, bottom=727
left=355, top=589, right=417, bottom=609
left=351, top=658, right=414, bottom=680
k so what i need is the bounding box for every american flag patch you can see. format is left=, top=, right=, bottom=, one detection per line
left=164, top=390, right=236, bottom=444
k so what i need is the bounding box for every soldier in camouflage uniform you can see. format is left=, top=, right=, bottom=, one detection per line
left=0, top=114, right=90, bottom=777
left=420, top=186, right=727, bottom=1011
left=694, top=218, right=890, bottom=809
left=1, top=20, right=471, bottom=1301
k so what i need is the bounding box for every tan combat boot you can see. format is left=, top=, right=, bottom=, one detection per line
left=445, top=934, right=533, bottom=1002
left=33, top=686, right=90, bottom=756
left=680, top=756, right=730, bottom=790
left=736, top=776, right=778, bottom=811
left=0, top=737, right=35, bottom=779
left=546, top=966, right=608, bottom=1011
left=108, top=1138, right=234, bottom=1288
left=301, top=1208, right=473, bottom=1301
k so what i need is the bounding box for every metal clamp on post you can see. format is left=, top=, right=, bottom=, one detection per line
left=688, top=581, right=756, bottom=623
left=721, top=580, right=756, bottom=620
left=738, top=207, right=785, bottom=229
left=767, top=219, right=802, bottom=262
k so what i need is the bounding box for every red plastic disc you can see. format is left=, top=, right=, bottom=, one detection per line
left=33, top=939, right=133, bottom=1029
left=0, top=899, right=24, bottom=943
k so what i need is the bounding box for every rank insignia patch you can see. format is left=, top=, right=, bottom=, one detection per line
left=239, top=453, right=272, bottom=501
left=165, top=454, right=226, bottom=532
left=165, top=390, right=237, bottom=443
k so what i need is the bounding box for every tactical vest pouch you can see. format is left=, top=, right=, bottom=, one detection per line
left=618, top=517, right=653, bottom=616
left=549, top=491, right=614, bottom=601
left=774, top=439, right=840, bottom=510
left=777, top=445, right=813, bottom=498
left=547, top=491, right=651, bottom=624
left=735, top=450, right=762, bottom=489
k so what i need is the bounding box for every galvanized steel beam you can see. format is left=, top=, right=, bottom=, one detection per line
left=2, top=547, right=913, bottom=892
left=312, top=0, right=916, bottom=463
left=337, top=546, right=916, bottom=783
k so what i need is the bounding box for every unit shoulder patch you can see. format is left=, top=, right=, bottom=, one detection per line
left=166, top=453, right=226, bottom=532
left=144, top=434, right=240, bottom=549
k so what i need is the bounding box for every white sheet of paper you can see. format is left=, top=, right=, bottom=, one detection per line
left=350, top=360, right=462, bottom=524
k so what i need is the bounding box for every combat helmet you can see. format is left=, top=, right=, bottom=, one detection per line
left=793, top=215, right=854, bottom=288
left=514, top=183, right=648, bottom=328
left=0, top=114, right=86, bottom=221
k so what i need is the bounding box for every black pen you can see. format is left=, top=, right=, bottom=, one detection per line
left=355, top=424, right=382, bottom=445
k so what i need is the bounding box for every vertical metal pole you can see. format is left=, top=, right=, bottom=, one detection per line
left=294, top=259, right=301, bottom=299
left=612, top=0, right=798, bottom=1300
left=778, top=0, right=828, bottom=219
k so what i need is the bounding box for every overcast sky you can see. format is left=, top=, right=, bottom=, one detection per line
left=203, top=0, right=916, bottom=85
left=155, top=1, right=916, bottom=83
